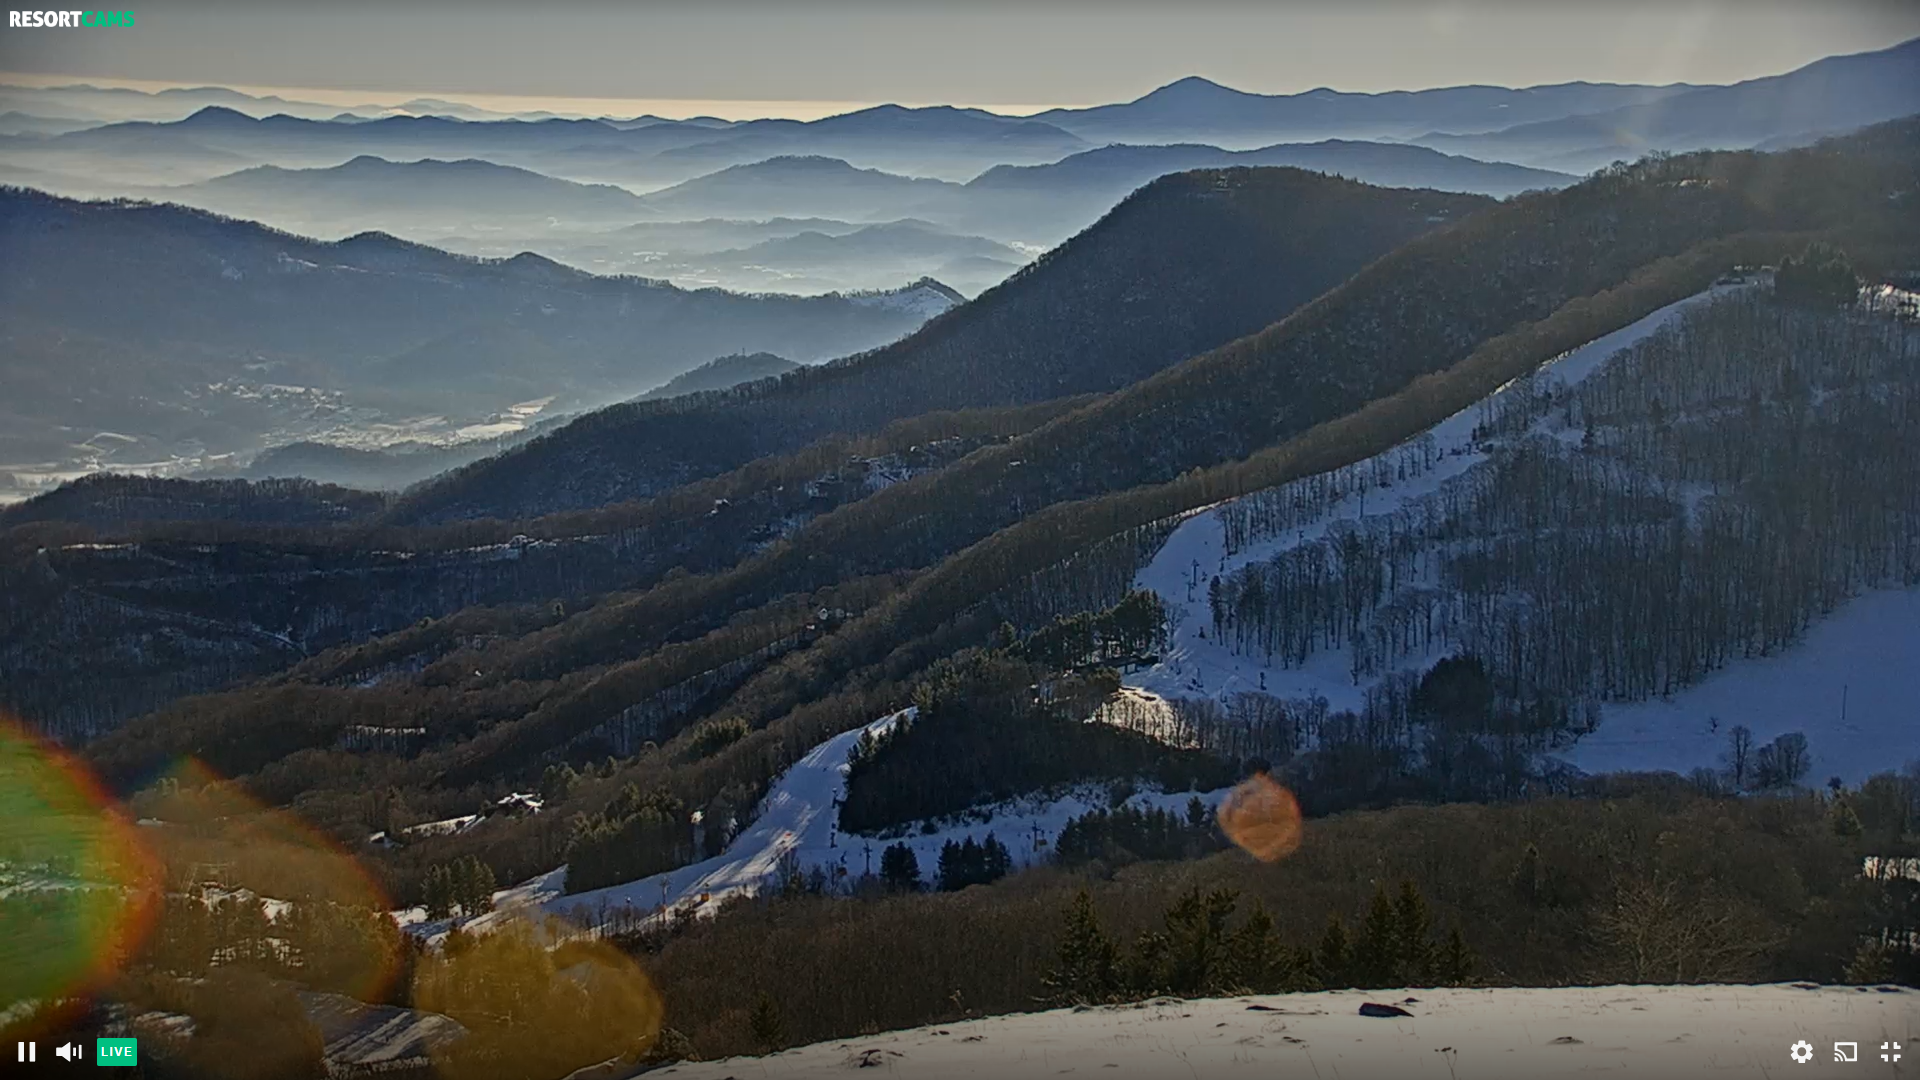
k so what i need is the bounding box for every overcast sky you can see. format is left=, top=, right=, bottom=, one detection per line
left=3, top=0, right=1917, bottom=118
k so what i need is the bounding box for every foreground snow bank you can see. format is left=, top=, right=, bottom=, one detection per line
left=651, top=983, right=1919, bottom=1079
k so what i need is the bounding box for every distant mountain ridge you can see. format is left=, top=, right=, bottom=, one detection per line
left=622, top=143, right=1569, bottom=246
left=391, top=167, right=1493, bottom=521
left=1413, top=36, right=1920, bottom=172
left=1033, top=75, right=1699, bottom=147
left=177, top=155, right=659, bottom=228
left=11, top=103, right=1089, bottom=187
left=635, top=353, right=802, bottom=401
left=638, top=155, right=960, bottom=219
left=0, top=187, right=954, bottom=492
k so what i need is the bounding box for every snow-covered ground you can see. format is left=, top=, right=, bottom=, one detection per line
left=1122, top=284, right=1920, bottom=785
left=649, top=983, right=1920, bottom=1079
left=470, top=708, right=916, bottom=936
left=424, top=707, right=1230, bottom=939
left=845, top=782, right=1231, bottom=886
left=1556, top=588, right=1920, bottom=784
left=847, top=281, right=960, bottom=319
left=1127, top=286, right=1748, bottom=713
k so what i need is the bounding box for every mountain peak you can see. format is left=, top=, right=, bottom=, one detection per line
left=1138, top=76, right=1245, bottom=102
left=744, top=155, right=860, bottom=172
left=179, top=105, right=255, bottom=126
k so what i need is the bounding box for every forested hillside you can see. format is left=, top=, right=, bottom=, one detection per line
left=30, top=121, right=1920, bottom=941
left=1, top=400, right=1076, bottom=736
left=1102, top=285, right=1918, bottom=809
left=392, top=170, right=1489, bottom=521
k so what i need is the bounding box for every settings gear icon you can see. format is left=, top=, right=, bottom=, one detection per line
left=1790, top=1039, right=1815, bottom=1064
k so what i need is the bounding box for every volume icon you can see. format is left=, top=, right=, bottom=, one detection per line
left=56, top=1040, right=84, bottom=1061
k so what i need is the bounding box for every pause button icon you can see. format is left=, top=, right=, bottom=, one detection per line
left=16, top=1041, right=35, bottom=1062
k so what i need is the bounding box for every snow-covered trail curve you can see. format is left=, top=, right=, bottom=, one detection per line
left=458, top=708, right=916, bottom=936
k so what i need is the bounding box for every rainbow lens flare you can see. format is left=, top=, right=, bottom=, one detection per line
left=128, top=759, right=401, bottom=1003
left=0, top=717, right=160, bottom=1012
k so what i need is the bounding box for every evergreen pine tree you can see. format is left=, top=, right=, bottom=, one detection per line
left=1844, top=940, right=1896, bottom=985
left=748, top=993, right=786, bottom=1051
left=937, top=840, right=962, bottom=891
left=1393, top=880, right=1436, bottom=984
left=879, top=842, right=922, bottom=892
left=423, top=865, right=452, bottom=921
left=1436, top=923, right=1476, bottom=986
left=448, top=859, right=474, bottom=919
left=1161, top=886, right=1238, bottom=996
left=982, top=833, right=1012, bottom=882
left=1040, top=890, right=1119, bottom=1005
left=465, top=856, right=497, bottom=915
left=1226, top=901, right=1295, bottom=993
left=1316, top=915, right=1352, bottom=989
left=1354, top=886, right=1399, bottom=988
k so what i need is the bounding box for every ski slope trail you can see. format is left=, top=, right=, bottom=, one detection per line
left=1127, top=285, right=1753, bottom=712
left=452, top=708, right=917, bottom=937
left=408, top=708, right=1230, bottom=940
left=1556, top=586, right=1920, bottom=783
left=1121, top=282, right=1920, bottom=783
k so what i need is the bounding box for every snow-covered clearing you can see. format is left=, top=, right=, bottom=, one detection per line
left=1555, top=588, right=1920, bottom=784
left=846, top=781, right=1230, bottom=885
left=1123, top=284, right=1920, bottom=784
left=848, top=281, right=959, bottom=319
left=649, top=983, right=1919, bottom=1079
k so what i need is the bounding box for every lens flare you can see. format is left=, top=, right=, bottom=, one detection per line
left=0, top=716, right=160, bottom=1011
left=414, top=916, right=664, bottom=1079
left=1216, top=772, right=1304, bottom=863
left=130, top=759, right=401, bottom=1002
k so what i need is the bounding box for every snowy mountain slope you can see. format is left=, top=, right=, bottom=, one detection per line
left=1557, top=587, right=1920, bottom=783
left=1125, top=285, right=1753, bottom=711
left=1120, top=281, right=1920, bottom=784
left=846, top=277, right=965, bottom=320
left=650, top=982, right=1919, bottom=1079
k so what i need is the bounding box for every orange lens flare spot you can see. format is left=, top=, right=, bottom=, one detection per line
left=127, top=759, right=400, bottom=1002
left=1216, top=772, right=1304, bottom=863
left=415, top=917, right=665, bottom=1078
